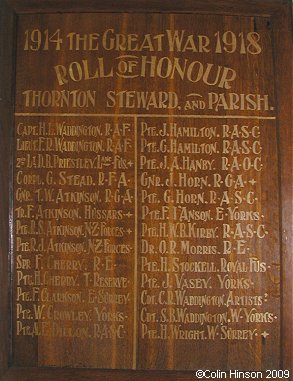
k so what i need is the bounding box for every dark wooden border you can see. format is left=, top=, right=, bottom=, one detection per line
left=4, top=0, right=288, bottom=15
left=0, top=0, right=292, bottom=380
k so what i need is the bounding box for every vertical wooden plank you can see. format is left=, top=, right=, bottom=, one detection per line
left=0, top=0, right=16, bottom=377
left=13, top=13, right=139, bottom=369
left=4, top=0, right=286, bottom=15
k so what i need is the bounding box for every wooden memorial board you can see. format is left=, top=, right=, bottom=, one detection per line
left=0, top=1, right=292, bottom=380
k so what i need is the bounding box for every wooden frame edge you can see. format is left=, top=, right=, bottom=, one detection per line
left=0, top=0, right=16, bottom=380
left=272, top=2, right=293, bottom=374
left=0, top=1, right=292, bottom=380
left=4, top=0, right=290, bottom=16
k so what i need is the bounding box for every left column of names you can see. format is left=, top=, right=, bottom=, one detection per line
left=13, top=115, right=136, bottom=368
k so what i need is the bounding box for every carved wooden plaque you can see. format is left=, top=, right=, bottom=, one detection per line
left=0, top=1, right=292, bottom=380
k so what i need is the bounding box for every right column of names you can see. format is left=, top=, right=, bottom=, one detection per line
left=137, top=116, right=280, bottom=370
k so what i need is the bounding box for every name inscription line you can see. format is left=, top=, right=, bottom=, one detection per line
left=14, top=113, right=276, bottom=120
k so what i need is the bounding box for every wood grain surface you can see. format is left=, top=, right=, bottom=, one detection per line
left=0, top=1, right=292, bottom=380
left=0, top=0, right=16, bottom=379
left=5, top=0, right=287, bottom=16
